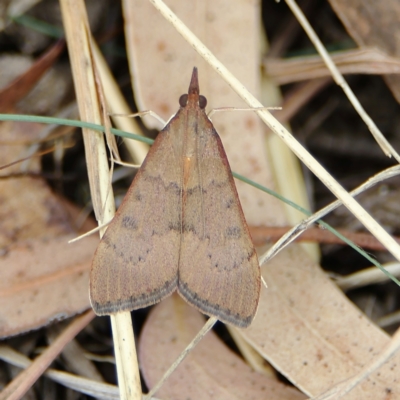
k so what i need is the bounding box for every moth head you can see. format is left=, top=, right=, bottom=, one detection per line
left=179, top=67, right=207, bottom=109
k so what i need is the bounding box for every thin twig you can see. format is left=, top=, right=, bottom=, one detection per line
left=250, top=225, right=400, bottom=251
left=260, top=165, right=400, bottom=265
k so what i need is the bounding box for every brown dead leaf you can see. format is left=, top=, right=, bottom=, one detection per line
left=0, top=118, right=97, bottom=338
left=328, top=0, right=400, bottom=103
left=0, top=176, right=76, bottom=247
left=241, top=245, right=400, bottom=398
left=139, top=294, right=306, bottom=400
left=0, top=233, right=97, bottom=338
left=0, top=120, right=75, bottom=247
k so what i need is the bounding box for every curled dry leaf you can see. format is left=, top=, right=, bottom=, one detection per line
left=139, top=294, right=306, bottom=400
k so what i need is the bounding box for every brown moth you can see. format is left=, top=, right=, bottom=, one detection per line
left=90, top=67, right=261, bottom=328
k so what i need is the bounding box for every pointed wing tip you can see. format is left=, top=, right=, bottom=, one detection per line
left=188, top=67, right=199, bottom=95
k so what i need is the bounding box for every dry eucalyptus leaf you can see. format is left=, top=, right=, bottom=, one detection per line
left=0, top=119, right=97, bottom=338
left=328, top=0, right=400, bottom=103
left=0, top=119, right=73, bottom=247
left=0, top=233, right=97, bottom=338
left=139, top=294, right=306, bottom=400
left=241, top=245, right=400, bottom=398
left=0, top=177, right=75, bottom=248
left=122, top=0, right=284, bottom=227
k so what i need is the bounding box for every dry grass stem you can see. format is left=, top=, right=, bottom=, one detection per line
left=59, top=0, right=141, bottom=398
